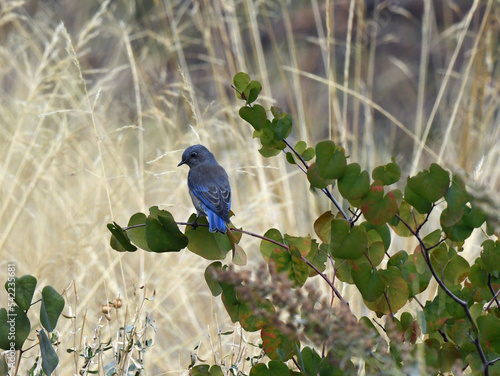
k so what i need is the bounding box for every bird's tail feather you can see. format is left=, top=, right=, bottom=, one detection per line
left=207, top=211, right=227, bottom=234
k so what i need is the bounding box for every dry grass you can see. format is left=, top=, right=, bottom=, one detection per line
left=0, top=0, right=499, bottom=374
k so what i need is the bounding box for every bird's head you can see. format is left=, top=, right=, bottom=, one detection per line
left=177, top=144, right=215, bottom=168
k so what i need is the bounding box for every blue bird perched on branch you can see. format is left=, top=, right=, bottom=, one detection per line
left=178, top=144, right=231, bottom=234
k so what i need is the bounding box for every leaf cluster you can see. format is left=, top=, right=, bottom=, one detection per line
left=104, top=73, right=500, bottom=376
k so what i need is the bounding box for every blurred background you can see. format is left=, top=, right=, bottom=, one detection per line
left=1, top=0, right=499, bottom=374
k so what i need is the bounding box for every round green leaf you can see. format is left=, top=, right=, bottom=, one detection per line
left=261, top=323, right=297, bottom=361
left=438, top=342, right=462, bottom=373
left=260, top=228, right=284, bottom=262
left=314, top=211, right=335, bottom=243
left=330, top=220, right=367, bottom=260
left=39, top=329, right=59, bottom=375
left=127, top=212, right=150, bottom=251
left=244, top=81, right=262, bottom=104
left=443, top=175, right=468, bottom=227
left=233, top=72, right=250, bottom=93
left=40, top=286, right=65, bottom=332
left=407, top=163, right=450, bottom=204
left=204, top=262, right=223, bottom=297
left=360, top=222, right=391, bottom=251
left=372, top=160, right=401, bottom=185
left=443, top=255, right=469, bottom=286
left=307, top=163, right=335, bottom=189
left=5, top=275, right=37, bottom=311
left=0, top=306, right=30, bottom=350
left=295, top=141, right=307, bottom=154
left=108, top=222, right=137, bottom=252
left=315, top=141, right=346, bottom=180
left=440, top=209, right=473, bottom=242
left=351, top=263, right=385, bottom=302
left=186, top=214, right=232, bottom=260
left=338, top=163, right=370, bottom=202
left=360, top=184, right=399, bottom=225
left=480, top=239, right=500, bottom=276
left=404, top=184, right=432, bottom=214
left=391, top=201, right=425, bottom=237
left=364, top=267, right=409, bottom=315
left=145, top=208, right=189, bottom=252
left=239, top=104, right=267, bottom=131
left=478, top=315, right=500, bottom=353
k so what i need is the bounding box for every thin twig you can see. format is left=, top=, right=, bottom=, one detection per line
left=396, top=213, right=490, bottom=374
left=281, top=139, right=349, bottom=220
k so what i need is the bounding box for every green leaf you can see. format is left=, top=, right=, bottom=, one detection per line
left=443, top=175, right=468, bottom=227
left=186, top=214, right=232, bottom=260
left=407, top=163, right=450, bottom=205
left=462, top=206, right=487, bottom=228
left=352, top=263, right=385, bottom=302
left=315, top=141, right=346, bottom=180
left=127, top=212, right=150, bottom=251
left=305, top=240, right=327, bottom=277
left=438, top=342, right=462, bottom=373
left=260, top=228, right=285, bottom=262
left=40, top=286, right=65, bottom=332
left=145, top=207, right=188, bottom=252
left=481, top=240, right=500, bottom=277
left=478, top=315, right=500, bottom=353
left=372, top=160, right=401, bottom=185
left=300, top=347, right=321, bottom=376
left=220, top=282, right=274, bottom=332
left=443, top=255, right=469, bottom=285
left=307, top=163, right=335, bottom=189
left=360, top=222, right=391, bottom=251
left=363, top=267, right=409, bottom=315
left=269, top=235, right=310, bottom=287
left=258, top=143, right=283, bottom=158
left=107, top=222, right=137, bottom=252
left=422, top=229, right=442, bottom=248
left=440, top=208, right=474, bottom=242
left=302, top=147, right=315, bottom=161
left=39, top=329, right=59, bottom=375
left=330, top=219, right=367, bottom=260
left=421, top=298, right=448, bottom=334
left=402, top=254, right=431, bottom=298
left=295, top=141, right=307, bottom=154
left=286, top=152, right=296, bottom=164
left=314, top=211, right=335, bottom=243
left=209, top=365, right=224, bottom=376
left=273, top=114, right=293, bottom=140
left=364, top=230, right=386, bottom=267
left=239, top=104, right=267, bottom=131
left=243, top=81, right=262, bottom=104
left=391, top=201, right=426, bottom=237
left=232, top=244, right=247, bottom=266
left=191, top=365, right=210, bottom=376
left=204, top=262, right=223, bottom=297
left=338, top=163, right=370, bottom=203
left=233, top=72, right=250, bottom=93
left=5, top=275, right=37, bottom=311
left=404, top=184, right=432, bottom=214
left=0, top=306, right=30, bottom=350
left=250, top=361, right=291, bottom=376
left=261, top=323, right=297, bottom=361
left=360, top=183, right=399, bottom=225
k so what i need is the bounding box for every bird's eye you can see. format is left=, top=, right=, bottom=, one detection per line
left=191, top=151, right=197, bottom=158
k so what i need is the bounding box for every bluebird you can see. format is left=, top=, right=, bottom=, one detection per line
left=178, top=144, right=231, bottom=234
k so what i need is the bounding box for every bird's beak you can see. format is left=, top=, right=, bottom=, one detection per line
left=177, top=160, right=186, bottom=167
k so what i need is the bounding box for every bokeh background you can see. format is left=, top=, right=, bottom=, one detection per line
left=1, top=0, right=499, bottom=374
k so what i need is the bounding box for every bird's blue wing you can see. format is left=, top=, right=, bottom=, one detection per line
left=188, top=166, right=231, bottom=223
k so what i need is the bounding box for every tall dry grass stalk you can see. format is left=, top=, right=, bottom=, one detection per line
left=0, top=0, right=499, bottom=374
